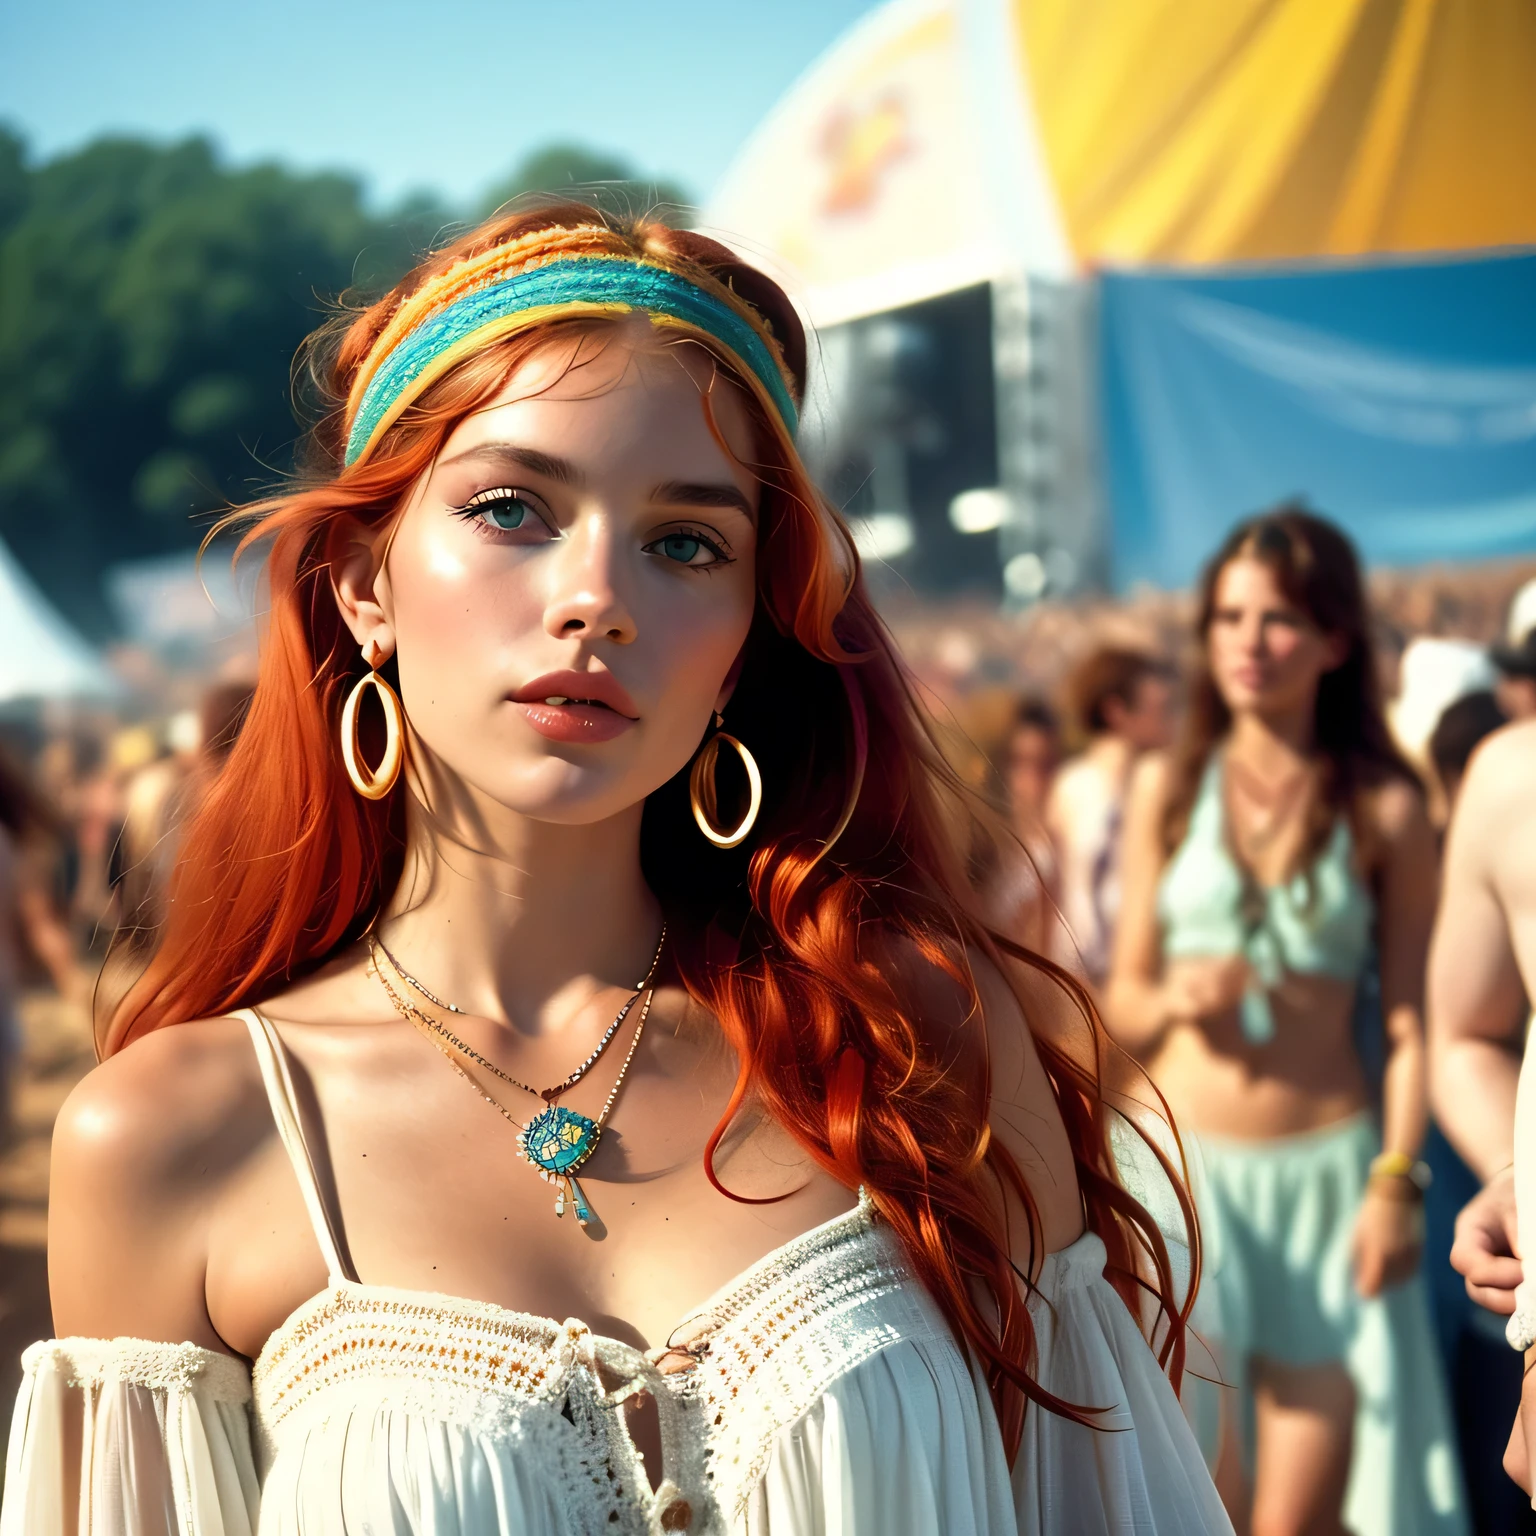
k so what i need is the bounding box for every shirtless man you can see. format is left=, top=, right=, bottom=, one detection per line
left=1427, top=716, right=1536, bottom=1490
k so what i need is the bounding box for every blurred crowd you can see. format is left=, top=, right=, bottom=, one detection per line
left=0, top=680, right=253, bottom=1114
left=3, top=544, right=1536, bottom=1533
left=912, top=549, right=1536, bottom=1536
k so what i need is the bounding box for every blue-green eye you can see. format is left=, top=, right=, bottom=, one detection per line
left=482, top=497, right=527, bottom=529
left=645, top=528, right=730, bottom=567
left=660, top=535, right=702, bottom=563
left=455, top=486, right=545, bottom=534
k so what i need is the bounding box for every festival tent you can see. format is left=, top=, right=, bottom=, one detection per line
left=0, top=534, right=118, bottom=704
left=707, top=0, right=1536, bottom=594
left=706, top=0, right=1071, bottom=329
left=1016, top=0, right=1536, bottom=267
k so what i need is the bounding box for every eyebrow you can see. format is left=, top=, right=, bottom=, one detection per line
left=438, top=443, right=583, bottom=486
left=651, top=480, right=756, bottom=520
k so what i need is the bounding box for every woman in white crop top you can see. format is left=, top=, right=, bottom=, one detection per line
left=2, top=207, right=1228, bottom=1535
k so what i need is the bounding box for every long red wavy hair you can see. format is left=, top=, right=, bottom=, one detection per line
left=109, top=205, right=1196, bottom=1455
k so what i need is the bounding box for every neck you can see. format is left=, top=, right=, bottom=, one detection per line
left=379, top=787, right=662, bottom=1038
left=1227, top=703, right=1316, bottom=773
left=1086, top=733, right=1135, bottom=785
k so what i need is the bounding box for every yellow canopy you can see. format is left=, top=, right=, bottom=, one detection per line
left=1016, top=0, right=1536, bottom=264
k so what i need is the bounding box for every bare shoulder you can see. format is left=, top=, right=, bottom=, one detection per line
left=1461, top=717, right=1536, bottom=817
left=49, top=1015, right=271, bottom=1343
left=1120, top=750, right=1176, bottom=844
left=54, top=1017, right=265, bottom=1189
left=1127, top=749, right=1175, bottom=809
left=1362, top=771, right=1431, bottom=846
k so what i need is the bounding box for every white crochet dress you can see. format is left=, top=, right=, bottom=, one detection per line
left=1, top=1012, right=1231, bottom=1535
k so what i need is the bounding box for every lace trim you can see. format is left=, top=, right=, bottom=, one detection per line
left=252, top=1291, right=719, bottom=1533
left=252, top=1283, right=574, bottom=1431
left=662, top=1211, right=952, bottom=1523
left=21, top=1337, right=253, bottom=1402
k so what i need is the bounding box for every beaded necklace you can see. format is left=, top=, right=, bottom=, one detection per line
left=367, top=930, right=664, bottom=1226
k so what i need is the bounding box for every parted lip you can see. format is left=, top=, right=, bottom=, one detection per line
left=509, top=670, right=640, bottom=719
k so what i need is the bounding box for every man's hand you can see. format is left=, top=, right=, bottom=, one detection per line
left=1451, top=1166, right=1523, bottom=1314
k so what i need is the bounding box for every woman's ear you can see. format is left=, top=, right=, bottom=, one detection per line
left=1322, top=630, right=1352, bottom=673
left=329, top=515, right=396, bottom=663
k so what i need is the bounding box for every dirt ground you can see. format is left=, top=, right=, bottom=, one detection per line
left=0, top=991, right=96, bottom=1459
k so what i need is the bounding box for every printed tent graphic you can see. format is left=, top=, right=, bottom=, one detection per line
left=0, top=535, right=117, bottom=704
left=710, top=0, right=1536, bottom=317
left=706, top=0, right=1071, bottom=330
left=709, top=0, right=1536, bottom=589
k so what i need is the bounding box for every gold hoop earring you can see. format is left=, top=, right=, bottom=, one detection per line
left=689, top=718, right=762, bottom=848
left=341, top=656, right=404, bottom=800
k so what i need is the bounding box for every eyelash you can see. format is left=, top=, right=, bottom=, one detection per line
left=450, top=486, right=548, bottom=537
left=646, top=524, right=734, bottom=569
left=450, top=490, right=734, bottom=570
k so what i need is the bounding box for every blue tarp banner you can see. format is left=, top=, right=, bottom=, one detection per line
left=1098, top=251, right=1536, bottom=590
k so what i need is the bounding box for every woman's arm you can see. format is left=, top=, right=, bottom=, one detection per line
left=1351, top=779, right=1437, bottom=1296
left=1371, top=779, right=1436, bottom=1167
left=1, top=1022, right=265, bottom=1532
left=1105, top=754, right=1252, bottom=1059
left=48, top=1018, right=259, bottom=1346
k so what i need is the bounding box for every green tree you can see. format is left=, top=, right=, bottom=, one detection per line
left=0, top=129, right=451, bottom=634
left=480, top=143, right=692, bottom=226
left=0, top=130, right=686, bottom=635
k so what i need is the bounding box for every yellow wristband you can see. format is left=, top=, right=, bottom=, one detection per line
left=1369, top=1151, right=1416, bottom=1180
left=1368, top=1151, right=1430, bottom=1195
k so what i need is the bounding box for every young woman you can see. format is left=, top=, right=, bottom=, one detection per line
left=1047, top=648, right=1173, bottom=989
left=1, top=207, right=1227, bottom=1535
left=1106, top=509, right=1466, bottom=1536
left=984, top=696, right=1063, bottom=960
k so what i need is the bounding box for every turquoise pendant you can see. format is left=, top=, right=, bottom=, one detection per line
left=519, top=1106, right=601, bottom=1222
left=558, top=1176, right=594, bottom=1225
left=519, top=1104, right=600, bottom=1173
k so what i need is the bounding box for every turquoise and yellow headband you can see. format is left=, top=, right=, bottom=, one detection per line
left=344, top=232, right=800, bottom=467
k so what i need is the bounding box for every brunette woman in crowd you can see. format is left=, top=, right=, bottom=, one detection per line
left=1106, top=506, right=1466, bottom=1536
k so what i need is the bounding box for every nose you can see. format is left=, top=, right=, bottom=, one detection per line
left=541, top=517, right=637, bottom=645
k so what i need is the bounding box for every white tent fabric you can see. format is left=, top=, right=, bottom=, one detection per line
left=0, top=537, right=117, bottom=703
left=704, top=0, right=1071, bottom=330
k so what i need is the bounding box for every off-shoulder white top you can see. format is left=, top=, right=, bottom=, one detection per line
left=1, top=1011, right=1231, bottom=1535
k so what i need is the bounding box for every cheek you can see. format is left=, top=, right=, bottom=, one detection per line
left=387, top=523, right=543, bottom=705
left=1207, top=626, right=1242, bottom=669
left=640, top=577, right=754, bottom=718
left=1266, top=628, right=1309, bottom=668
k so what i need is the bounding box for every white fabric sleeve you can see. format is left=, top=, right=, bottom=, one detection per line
left=1, top=1338, right=259, bottom=1536
left=738, top=1336, right=1019, bottom=1535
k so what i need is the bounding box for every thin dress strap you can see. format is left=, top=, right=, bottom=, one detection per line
left=235, top=1007, right=355, bottom=1282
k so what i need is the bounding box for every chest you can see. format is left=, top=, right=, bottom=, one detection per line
left=206, top=1034, right=851, bottom=1361
left=1491, top=816, right=1536, bottom=993
left=246, top=1211, right=943, bottom=1536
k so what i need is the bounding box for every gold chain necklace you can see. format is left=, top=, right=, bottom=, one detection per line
left=370, top=925, right=665, bottom=1104
left=368, top=940, right=659, bottom=1227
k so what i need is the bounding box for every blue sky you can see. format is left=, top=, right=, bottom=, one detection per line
left=0, top=0, right=881, bottom=207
